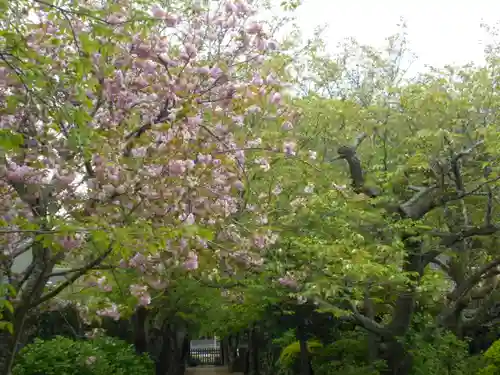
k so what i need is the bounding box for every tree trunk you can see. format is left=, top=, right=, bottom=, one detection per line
left=133, top=306, right=149, bottom=354
left=385, top=340, right=412, bottom=375
left=221, top=338, right=228, bottom=366
left=0, top=251, right=53, bottom=375
left=296, top=322, right=313, bottom=375
left=0, top=332, right=15, bottom=375
left=161, top=325, right=188, bottom=375
left=156, top=325, right=179, bottom=375
left=227, top=333, right=240, bottom=372
left=363, top=289, right=379, bottom=363
left=382, top=246, right=425, bottom=375
left=245, top=327, right=260, bottom=375
left=0, top=306, right=36, bottom=375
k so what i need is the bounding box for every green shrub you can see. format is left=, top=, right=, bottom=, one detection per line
left=279, top=339, right=323, bottom=367
left=478, top=339, right=500, bottom=375
left=409, top=330, right=480, bottom=375
left=13, top=335, right=154, bottom=375
left=311, top=337, right=385, bottom=375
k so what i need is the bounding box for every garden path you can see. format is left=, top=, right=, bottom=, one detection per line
left=186, top=366, right=243, bottom=375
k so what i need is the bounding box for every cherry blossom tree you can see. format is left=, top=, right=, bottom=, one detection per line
left=0, top=0, right=300, bottom=372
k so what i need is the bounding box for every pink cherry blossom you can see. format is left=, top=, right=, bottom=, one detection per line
left=151, top=5, right=167, bottom=19
left=225, top=1, right=238, bottom=13
left=97, top=304, right=120, bottom=320
left=246, top=22, right=262, bottom=35
left=270, top=91, right=282, bottom=104
left=165, top=14, right=179, bottom=27
left=184, top=213, right=196, bottom=225
left=278, top=276, right=298, bottom=289
left=283, top=141, right=296, bottom=156
left=183, top=252, right=199, bottom=270
left=106, top=14, right=123, bottom=25
left=58, top=236, right=82, bottom=251
left=281, top=121, right=293, bottom=131
left=252, top=74, right=263, bottom=85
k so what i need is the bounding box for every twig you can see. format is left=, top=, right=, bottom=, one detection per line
left=31, top=241, right=115, bottom=308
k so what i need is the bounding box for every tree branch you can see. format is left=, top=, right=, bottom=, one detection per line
left=314, top=297, right=390, bottom=338
left=439, top=225, right=499, bottom=247
left=452, top=140, right=484, bottom=163
left=336, top=141, right=379, bottom=197
left=423, top=225, right=499, bottom=266
left=348, top=300, right=390, bottom=337
left=337, top=135, right=499, bottom=220
left=31, top=241, right=115, bottom=308
left=430, top=257, right=450, bottom=273
left=48, top=264, right=116, bottom=278
left=448, top=258, right=500, bottom=302
left=123, top=99, right=174, bottom=157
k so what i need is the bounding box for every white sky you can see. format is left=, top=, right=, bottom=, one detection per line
left=292, top=0, right=500, bottom=75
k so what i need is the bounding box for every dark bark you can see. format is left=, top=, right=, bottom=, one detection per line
left=221, top=338, right=228, bottom=366
left=0, top=331, right=15, bottom=375
left=226, top=333, right=240, bottom=372
left=384, top=340, right=412, bottom=375
left=102, top=311, right=188, bottom=375
left=154, top=324, right=187, bottom=375
left=0, top=237, right=114, bottom=375
left=155, top=326, right=172, bottom=375
left=433, top=257, right=500, bottom=338
left=245, top=326, right=260, bottom=375
left=363, top=290, right=379, bottom=362
left=378, top=238, right=426, bottom=375
left=296, top=322, right=313, bottom=375
left=0, top=243, right=53, bottom=375
left=133, top=306, right=149, bottom=354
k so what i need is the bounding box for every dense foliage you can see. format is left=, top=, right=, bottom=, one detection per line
left=1, top=0, right=500, bottom=375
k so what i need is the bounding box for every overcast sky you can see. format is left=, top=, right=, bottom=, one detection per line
left=290, top=0, right=500, bottom=75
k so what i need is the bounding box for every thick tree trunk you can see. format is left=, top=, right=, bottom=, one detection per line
left=156, top=326, right=176, bottom=375
left=154, top=324, right=189, bottom=375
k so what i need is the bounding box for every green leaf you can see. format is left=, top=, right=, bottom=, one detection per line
left=0, top=299, right=14, bottom=314
left=0, top=321, right=13, bottom=334
left=0, top=130, right=24, bottom=151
